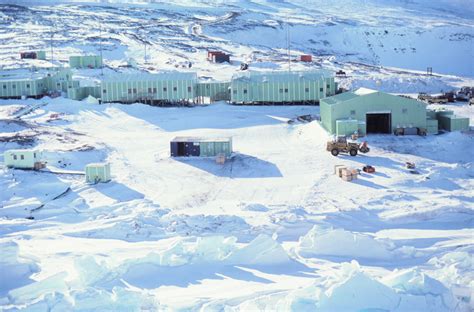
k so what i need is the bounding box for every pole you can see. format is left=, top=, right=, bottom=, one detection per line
left=50, top=31, right=54, bottom=68
left=100, top=26, right=104, bottom=76
left=287, top=15, right=291, bottom=72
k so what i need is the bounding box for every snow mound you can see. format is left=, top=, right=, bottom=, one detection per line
left=0, top=242, right=39, bottom=298
left=319, top=271, right=400, bottom=311
left=297, top=225, right=395, bottom=260
left=227, top=234, right=290, bottom=265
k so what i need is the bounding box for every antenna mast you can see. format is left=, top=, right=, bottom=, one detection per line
left=287, top=14, right=291, bottom=72
left=100, top=26, right=104, bottom=76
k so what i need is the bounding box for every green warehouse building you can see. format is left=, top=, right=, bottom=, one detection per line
left=230, top=70, right=336, bottom=105
left=101, top=72, right=198, bottom=104
left=320, top=88, right=429, bottom=136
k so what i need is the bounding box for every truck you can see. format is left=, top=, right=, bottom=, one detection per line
left=327, top=136, right=370, bottom=157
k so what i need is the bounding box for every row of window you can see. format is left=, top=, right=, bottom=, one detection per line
left=232, top=85, right=330, bottom=95
left=2, top=82, right=58, bottom=90
left=103, top=86, right=193, bottom=94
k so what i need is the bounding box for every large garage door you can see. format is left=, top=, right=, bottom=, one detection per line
left=366, top=113, right=391, bottom=134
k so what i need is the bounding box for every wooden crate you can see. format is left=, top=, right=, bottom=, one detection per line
left=216, top=153, right=226, bottom=164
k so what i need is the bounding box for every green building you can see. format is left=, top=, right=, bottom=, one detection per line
left=170, top=137, right=233, bottom=157
left=196, top=81, right=230, bottom=102
left=0, top=68, right=73, bottom=99
left=67, top=85, right=101, bottom=101
left=69, top=55, right=103, bottom=69
left=85, top=163, right=111, bottom=183
left=320, top=88, right=428, bottom=136
left=101, top=72, right=198, bottom=104
left=230, top=70, right=336, bottom=105
left=4, top=149, right=42, bottom=169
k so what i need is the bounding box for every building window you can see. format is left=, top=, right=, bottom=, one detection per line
left=305, top=88, right=309, bottom=92
left=3, top=85, right=6, bottom=89
left=103, top=89, right=106, bottom=93
left=26, top=84, right=30, bottom=88
left=153, top=88, right=157, bottom=94
left=243, top=89, right=247, bottom=94
left=133, top=88, right=137, bottom=94
left=34, top=153, right=36, bottom=158
left=402, top=108, right=408, bottom=114
left=279, top=88, right=283, bottom=93
left=163, top=87, right=167, bottom=92
left=128, top=88, right=132, bottom=94
left=13, top=155, right=17, bottom=160
left=350, top=110, right=356, bottom=115
left=206, top=85, right=210, bottom=89
left=327, top=84, right=330, bottom=88
left=20, top=155, right=24, bottom=160
left=320, top=87, right=323, bottom=92
left=148, top=88, right=152, bottom=94
left=284, top=88, right=288, bottom=93
left=173, top=87, right=177, bottom=92
left=188, top=86, right=192, bottom=92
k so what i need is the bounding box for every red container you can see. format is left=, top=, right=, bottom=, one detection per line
left=300, top=55, right=312, bottom=62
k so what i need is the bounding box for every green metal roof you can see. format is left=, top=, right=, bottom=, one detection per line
left=171, top=136, right=231, bottom=143
left=232, top=70, right=332, bottom=83
left=321, top=91, right=360, bottom=105
left=102, top=72, right=198, bottom=83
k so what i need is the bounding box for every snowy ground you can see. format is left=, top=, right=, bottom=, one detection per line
left=0, top=97, right=473, bottom=311
left=1, top=0, right=474, bottom=310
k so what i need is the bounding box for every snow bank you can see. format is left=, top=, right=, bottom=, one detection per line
left=227, top=234, right=290, bottom=265
left=286, top=261, right=463, bottom=312
left=0, top=242, right=39, bottom=298
left=297, top=225, right=396, bottom=260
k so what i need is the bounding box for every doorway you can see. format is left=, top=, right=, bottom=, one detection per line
left=366, top=113, right=391, bottom=134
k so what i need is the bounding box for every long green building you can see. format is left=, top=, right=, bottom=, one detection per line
left=0, top=68, right=74, bottom=99
left=230, top=70, right=336, bottom=105
left=100, top=72, right=198, bottom=104
left=320, top=88, right=429, bottom=136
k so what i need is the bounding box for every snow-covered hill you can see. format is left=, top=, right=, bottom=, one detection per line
left=0, top=0, right=473, bottom=82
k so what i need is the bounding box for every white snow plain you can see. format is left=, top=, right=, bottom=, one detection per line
left=0, top=98, right=472, bottom=311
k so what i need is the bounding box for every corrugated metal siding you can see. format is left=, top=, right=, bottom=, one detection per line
left=70, top=55, right=103, bottom=69
left=197, top=82, right=230, bottom=101
left=102, top=74, right=198, bottom=103
left=336, top=119, right=359, bottom=136
left=322, top=92, right=427, bottom=134
left=230, top=71, right=335, bottom=104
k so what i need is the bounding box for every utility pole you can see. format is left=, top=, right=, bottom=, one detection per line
left=100, top=26, right=104, bottom=76
left=287, top=15, right=291, bottom=72
left=144, top=41, right=147, bottom=64
left=50, top=30, right=54, bottom=69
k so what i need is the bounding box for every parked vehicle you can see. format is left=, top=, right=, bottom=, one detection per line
left=327, top=136, right=370, bottom=157
left=418, top=93, right=448, bottom=104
